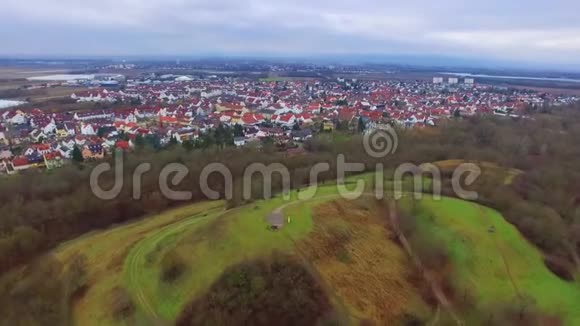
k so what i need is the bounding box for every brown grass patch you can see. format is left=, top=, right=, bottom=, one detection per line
left=297, top=199, right=429, bottom=324
left=433, top=159, right=523, bottom=185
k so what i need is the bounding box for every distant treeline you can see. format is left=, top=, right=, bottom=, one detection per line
left=2, top=104, right=580, bottom=277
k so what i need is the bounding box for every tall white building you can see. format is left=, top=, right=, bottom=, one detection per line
left=433, top=77, right=444, bottom=84
left=448, top=77, right=459, bottom=84
left=464, top=78, right=475, bottom=85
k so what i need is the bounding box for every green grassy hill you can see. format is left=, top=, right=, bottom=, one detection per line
left=403, top=197, right=580, bottom=324
left=4, top=172, right=580, bottom=325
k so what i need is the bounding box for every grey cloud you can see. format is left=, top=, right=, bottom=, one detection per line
left=1, top=0, right=580, bottom=66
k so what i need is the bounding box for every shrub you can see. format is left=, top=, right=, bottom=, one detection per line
left=109, top=287, right=134, bottom=320
left=177, top=255, right=335, bottom=326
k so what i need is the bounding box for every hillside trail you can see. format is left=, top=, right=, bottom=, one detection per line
left=129, top=191, right=465, bottom=325
left=269, top=192, right=464, bottom=325
left=476, top=205, right=523, bottom=299
left=386, top=199, right=464, bottom=326
left=125, top=206, right=243, bottom=326
left=428, top=306, right=441, bottom=326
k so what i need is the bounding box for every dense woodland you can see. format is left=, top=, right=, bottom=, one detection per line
left=1, top=103, right=580, bottom=281
left=0, top=253, right=87, bottom=326
left=176, top=254, right=337, bottom=326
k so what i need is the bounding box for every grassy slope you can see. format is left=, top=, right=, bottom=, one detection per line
left=9, top=169, right=579, bottom=325
left=134, top=175, right=436, bottom=323
left=131, top=184, right=350, bottom=321
left=54, top=200, right=223, bottom=326
left=405, top=197, right=580, bottom=325
left=50, top=173, right=453, bottom=325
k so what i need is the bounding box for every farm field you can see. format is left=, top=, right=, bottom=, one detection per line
left=402, top=196, right=580, bottom=325
left=0, top=65, right=90, bottom=106
left=0, top=66, right=73, bottom=80
left=25, top=87, right=91, bottom=103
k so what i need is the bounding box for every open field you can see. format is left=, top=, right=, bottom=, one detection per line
left=333, top=71, right=441, bottom=81
left=0, top=66, right=73, bottom=80
left=0, top=80, right=27, bottom=91
left=25, top=87, right=91, bottom=103
left=259, top=76, right=318, bottom=82
left=508, top=85, right=580, bottom=96
left=403, top=196, right=580, bottom=324
left=0, top=65, right=88, bottom=104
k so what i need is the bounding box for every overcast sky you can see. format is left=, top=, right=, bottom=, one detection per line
left=1, top=0, right=580, bottom=68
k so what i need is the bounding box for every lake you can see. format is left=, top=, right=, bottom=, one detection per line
left=0, top=99, right=26, bottom=110
left=441, top=72, right=580, bottom=84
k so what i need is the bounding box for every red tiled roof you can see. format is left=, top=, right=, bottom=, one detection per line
left=44, top=152, right=62, bottom=160
left=115, top=140, right=131, bottom=150
left=12, top=156, right=30, bottom=167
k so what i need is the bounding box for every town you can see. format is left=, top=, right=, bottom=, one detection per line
left=0, top=72, right=577, bottom=174
left=4, top=0, right=580, bottom=324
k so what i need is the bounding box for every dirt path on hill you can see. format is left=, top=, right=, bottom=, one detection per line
left=476, top=205, right=523, bottom=299
left=127, top=191, right=465, bottom=325
left=124, top=207, right=230, bottom=325
left=386, top=199, right=464, bottom=326
left=269, top=193, right=464, bottom=325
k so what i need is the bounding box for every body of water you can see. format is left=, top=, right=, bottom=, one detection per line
left=0, top=99, right=26, bottom=110
left=441, top=72, right=580, bottom=84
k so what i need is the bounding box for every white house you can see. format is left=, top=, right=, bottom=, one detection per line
left=115, top=113, right=137, bottom=124
left=219, top=115, right=233, bottom=123
left=29, top=129, right=46, bottom=143
left=74, top=111, right=113, bottom=121
left=234, top=137, right=246, bottom=147
left=58, top=146, right=73, bottom=159
left=273, top=114, right=296, bottom=127
left=0, top=150, right=13, bottom=160
left=24, top=145, right=51, bottom=156
left=42, top=121, right=57, bottom=135
left=71, top=90, right=115, bottom=103
left=74, top=137, right=87, bottom=146
left=64, top=123, right=76, bottom=136
left=296, top=114, right=313, bottom=124
left=201, top=89, right=222, bottom=98
left=159, top=92, right=178, bottom=102
left=3, top=111, right=27, bottom=124
left=80, top=123, right=97, bottom=135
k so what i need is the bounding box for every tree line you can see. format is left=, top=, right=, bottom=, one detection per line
left=2, top=103, right=580, bottom=278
